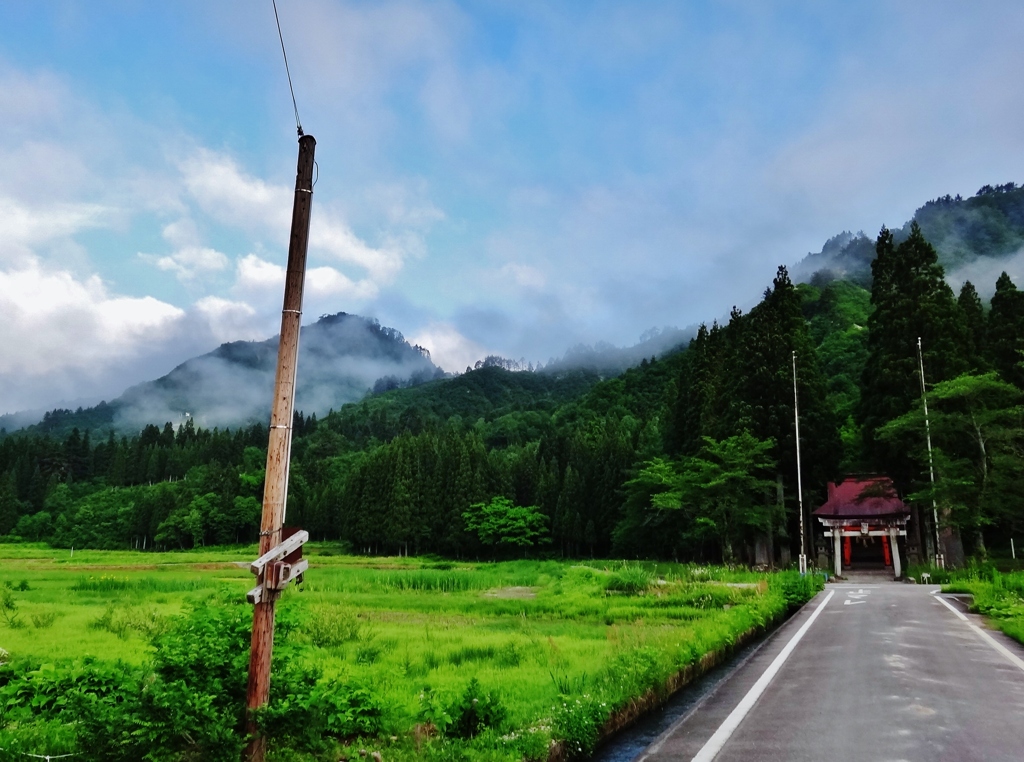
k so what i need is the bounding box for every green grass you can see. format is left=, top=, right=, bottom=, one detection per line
left=0, top=547, right=817, bottom=760
left=941, top=565, right=1024, bottom=646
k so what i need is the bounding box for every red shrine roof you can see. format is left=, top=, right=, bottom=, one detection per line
left=812, top=476, right=910, bottom=519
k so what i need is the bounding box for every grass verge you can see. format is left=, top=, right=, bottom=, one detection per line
left=939, top=565, right=1024, bottom=645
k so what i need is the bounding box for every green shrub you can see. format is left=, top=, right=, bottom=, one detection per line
left=495, top=641, right=521, bottom=667
left=417, top=685, right=454, bottom=735
left=448, top=678, right=508, bottom=739
left=30, top=609, right=59, bottom=629
left=90, top=604, right=171, bottom=640
left=552, top=693, right=609, bottom=759
left=0, top=719, right=78, bottom=760
left=605, top=563, right=655, bottom=594
left=0, top=589, right=22, bottom=629
left=416, top=679, right=507, bottom=740
left=773, top=571, right=824, bottom=609
left=355, top=642, right=383, bottom=664
left=260, top=667, right=387, bottom=753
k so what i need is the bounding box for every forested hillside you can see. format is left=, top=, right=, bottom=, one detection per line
left=0, top=312, right=443, bottom=439
left=796, top=182, right=1024, bottom=285
left=3, top=186, right=1024, bottom=565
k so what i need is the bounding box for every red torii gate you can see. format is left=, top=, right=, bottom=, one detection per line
left=814, top=476, right=910, bottom=579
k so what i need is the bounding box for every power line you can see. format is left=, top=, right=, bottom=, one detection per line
left=272, top=0, right=303, bottom=137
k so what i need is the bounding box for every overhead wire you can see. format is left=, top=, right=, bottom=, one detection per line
left=272, top=0, right=304, bottom=137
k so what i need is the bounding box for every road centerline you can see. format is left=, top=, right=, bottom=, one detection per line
left=688, top=589, right=836, bottom=762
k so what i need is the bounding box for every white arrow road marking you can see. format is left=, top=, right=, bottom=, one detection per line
left=688, top=590, right=835, bottom=762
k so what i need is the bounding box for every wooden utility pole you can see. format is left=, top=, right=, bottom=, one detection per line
left=793, top=351, right=807, bottom=574
left=917, top=336, right=944, bottom=569
left=244, top=133, right=316, bottom=761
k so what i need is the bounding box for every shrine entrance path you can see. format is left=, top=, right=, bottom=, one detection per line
left=637, top=580, right=1024, bottom=762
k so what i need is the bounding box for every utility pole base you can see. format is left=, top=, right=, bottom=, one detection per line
left=798, top=554, right=808, bottom=575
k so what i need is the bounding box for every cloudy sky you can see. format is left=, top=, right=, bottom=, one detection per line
left=2, top=1, right=1024, bottom=415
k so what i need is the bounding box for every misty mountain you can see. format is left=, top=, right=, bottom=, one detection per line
left=794, top=182, right=1024, bottom=288
left=541, top=325, right=694, bottom=377
left=6, top=313, right=443, bottom=437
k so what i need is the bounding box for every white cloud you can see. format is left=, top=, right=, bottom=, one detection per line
left=140, top=246, right=230, bottom=281
left=307, top=266, right=378, bottom=301
left=181, top=150, right=414, bottom=284
left=194, top=296, right=261, bottom=343
left=0, top=196, right=110, bottom=262
left=161, top=218, right=200, bottom=248
left=235, top=254, right=285, bottom=292
left=181, top=150, right=289, bottom=232
left=309, top=219, right=405, bottom=281
left=408, top=322, right=487, bottom=373
left=499, top=262, right=546, bottom=290
left=0, top=261, right=184, bottom=377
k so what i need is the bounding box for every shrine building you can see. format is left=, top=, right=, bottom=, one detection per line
left=813, top=476, right=910, bottom=578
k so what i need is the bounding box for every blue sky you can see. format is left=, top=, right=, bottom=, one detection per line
left=2, top=1, right=1024, bottom=414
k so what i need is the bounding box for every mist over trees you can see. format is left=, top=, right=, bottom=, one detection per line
left=4, top=185, right=1024, bottom=564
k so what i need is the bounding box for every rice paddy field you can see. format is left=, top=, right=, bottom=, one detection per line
left=0, top=543, right=819, bottom=761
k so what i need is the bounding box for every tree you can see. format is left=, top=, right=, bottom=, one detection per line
left=0, top=471, right=23, bottom=536
left=858, top=223, right=971, bottom=471
left=877, top=372, right=1023, bottom=559
left=626, top=433, right=778, bottom=563
left=462, top=497, right=550, bottom=555
left=987, top=272, right=1024, bottom=388
left=957, top=281, right=987, bottom=370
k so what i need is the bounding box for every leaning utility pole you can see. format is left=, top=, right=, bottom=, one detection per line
left=793, top=351, right=807, bottom=574
left=917, top=337, right=944, bottom=569
left=244, top=133, right=316, bottom=761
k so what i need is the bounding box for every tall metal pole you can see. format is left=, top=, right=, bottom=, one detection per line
left=917, top=337, right=944, bottom=570
left=793, top=351, right=806, bottom=574
left=245, top=133, right=316, bottom=761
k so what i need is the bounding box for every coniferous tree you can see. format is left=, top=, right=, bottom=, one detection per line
left=858, top=223, right=971, bottom=468
left=957, top=280, right=987, bottom=370
left=0, top=470, right=22, bottom=535
left=730, top=266, right=839, bottom=488
left=987, top=272, right=1024, bottom=388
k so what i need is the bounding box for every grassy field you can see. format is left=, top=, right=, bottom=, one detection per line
left=0, top=543, right=819, bottom=761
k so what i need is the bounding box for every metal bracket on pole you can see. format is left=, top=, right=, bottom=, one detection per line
left=246, top=529, right=309, bottom=605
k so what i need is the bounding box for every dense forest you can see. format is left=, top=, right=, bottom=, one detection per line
left=3, top=190, right=1024, bottom=565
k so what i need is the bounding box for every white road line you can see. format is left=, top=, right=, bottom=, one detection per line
left=689, top=590, right=835, bottom=762
left=933, top=593, right=1024, bottom=674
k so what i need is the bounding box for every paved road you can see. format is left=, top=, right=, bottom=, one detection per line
left=638, top=579, right=1024, bottom=762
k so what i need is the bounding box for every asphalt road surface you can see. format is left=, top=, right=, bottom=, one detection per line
left=637, top=577, right=1024, bottom=762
